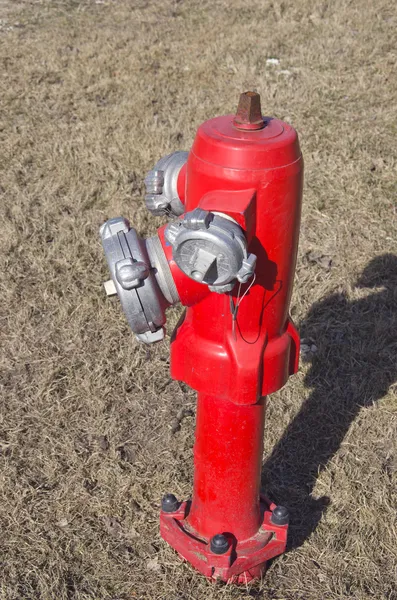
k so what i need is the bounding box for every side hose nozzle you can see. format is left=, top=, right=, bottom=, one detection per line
left=144, top=151, right=188, bottom=217
left=100, top=217, right=179, bottom=344
left=165, top=209, right=256, bottom=293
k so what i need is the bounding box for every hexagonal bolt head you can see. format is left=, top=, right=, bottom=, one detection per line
left=161, top=493, right=180, bottom=513
left=233, top=91, right=265, bottom=130
left=271, top=505, right=289, bottom=526
left=210, top=533, right=229, bottom=555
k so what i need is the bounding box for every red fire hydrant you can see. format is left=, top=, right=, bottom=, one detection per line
left=100, top=92, right=303, bottom=583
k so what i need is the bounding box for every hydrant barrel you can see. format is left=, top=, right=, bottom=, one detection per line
left=187, top=393, right=266, bottom=541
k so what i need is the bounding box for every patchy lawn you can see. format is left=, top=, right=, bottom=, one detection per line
left=1, top=1, right=396, bottom=598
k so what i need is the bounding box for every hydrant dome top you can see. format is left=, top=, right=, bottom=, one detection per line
left=192, top=114, right=301, bottom=171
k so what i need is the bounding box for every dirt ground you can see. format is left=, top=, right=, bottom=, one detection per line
left=1, top=0, right=396, bottom=599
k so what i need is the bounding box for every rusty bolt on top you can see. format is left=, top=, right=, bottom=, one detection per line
left=233, top=91, right=265, bottom=131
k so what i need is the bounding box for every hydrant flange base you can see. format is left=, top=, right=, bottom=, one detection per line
left=160, top=497, right=288, bottom=583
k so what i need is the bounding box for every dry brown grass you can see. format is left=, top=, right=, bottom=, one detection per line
left=1, top=0, right=396, bottom=598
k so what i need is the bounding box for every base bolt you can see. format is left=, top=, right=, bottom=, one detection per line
left=161, top=493, right=180, bottom=513
left=271, top=505, right=289, bottom=526
left=210, top=533, right=229, bottom=555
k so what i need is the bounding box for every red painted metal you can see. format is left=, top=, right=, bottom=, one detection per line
left=187, top=394, right=266, bottom=540
left=159, top=96, right=303, bottom=582
left=160, top=497, right=287, bottom=583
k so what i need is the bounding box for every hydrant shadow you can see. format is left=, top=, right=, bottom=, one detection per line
left=261, top=254, right=397, bottom=551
